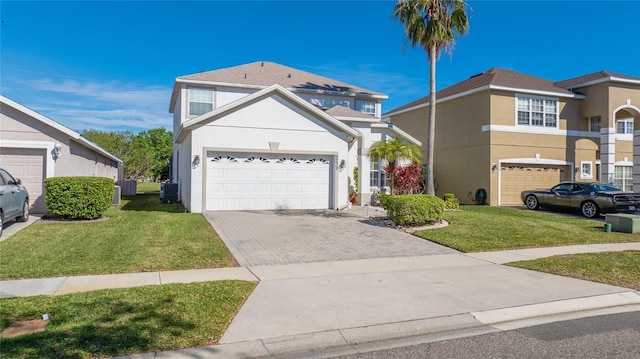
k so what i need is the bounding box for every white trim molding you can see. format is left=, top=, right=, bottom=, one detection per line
left=0, top=140, right=56, bottom=178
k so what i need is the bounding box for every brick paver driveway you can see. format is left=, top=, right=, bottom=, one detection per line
left=204, top=206, right=457, bottom=266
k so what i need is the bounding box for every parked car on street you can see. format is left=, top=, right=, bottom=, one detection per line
left=0, top=168, right=30, bottom=237
left=521, top=182, right=640, bottom=218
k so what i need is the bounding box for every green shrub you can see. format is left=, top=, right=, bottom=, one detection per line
left=44, top=177, right=115, bottom=220
left=378, top=194, right=444, bottom=226
left=443, top=193, right=460, bottom=210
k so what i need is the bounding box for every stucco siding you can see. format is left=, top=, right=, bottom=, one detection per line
left=185, top=95, right=350, bottom=213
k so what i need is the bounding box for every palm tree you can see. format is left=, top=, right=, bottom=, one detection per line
left=392, top=0, right=469, bottom=195
left=368, top=136, right=422, bottom=194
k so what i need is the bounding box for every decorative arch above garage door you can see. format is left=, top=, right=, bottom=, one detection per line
left=205, top=152, right=332, bottom=210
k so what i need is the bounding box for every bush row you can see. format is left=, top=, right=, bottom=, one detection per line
left=378, top=194, right=444, bottom=226
left=44, top=177, right=114, bottom=220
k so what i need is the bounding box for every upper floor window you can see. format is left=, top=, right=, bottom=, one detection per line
left=516, top=95, right=558, bottom=128
left=616, top=118, right=634, bottom=134
left=589, top=116, right=601, bottom=132
left=189, top=88, right=214, bottom=116
left=357, top=101, right=376, bottom=115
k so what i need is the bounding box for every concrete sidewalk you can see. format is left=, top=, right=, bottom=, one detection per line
left=2, top=242, right=637, bottom=298
left=1, top=244, right=639, bottom=359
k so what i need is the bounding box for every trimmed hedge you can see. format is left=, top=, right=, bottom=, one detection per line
left=443, top=193, right=460, bottom=210
left=44, top=177, right=115, bottom=220
left=378, top=194, right=444, bottom=226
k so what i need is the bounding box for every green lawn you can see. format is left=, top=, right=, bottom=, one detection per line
left=507, top=251, right=640, bottom=290
left=0, top=193, right=236, bottom=280
left=413, top=205, right=640, bottom=252
left=0, top=281, right=256, bottom=359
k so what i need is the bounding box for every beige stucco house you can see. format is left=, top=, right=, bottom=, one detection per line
left=385, top=69, right=640, bottom=206
left=0, top=95, right=123, bottom=213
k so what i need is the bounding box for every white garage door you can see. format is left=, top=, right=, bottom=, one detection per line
left=0, top=148, right=47, bottom=213
left=206, top=153, right=331, bottom=211
left=500, top=164, right=568, bottom=205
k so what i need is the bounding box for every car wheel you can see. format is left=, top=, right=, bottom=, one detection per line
left=581, top=201, right=600, bottom=218
left=16, top=199, right=29, bottom=222
left=0, top=211, right=4, bottom=238
left=525, top=195, right=540, bottom=210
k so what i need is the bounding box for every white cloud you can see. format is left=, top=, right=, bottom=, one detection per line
left=3, top=76, right=172, bottom=133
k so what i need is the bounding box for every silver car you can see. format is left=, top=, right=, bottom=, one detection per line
left=0, top=168, right=30, bottom=237
left=521, top=182, right=640, bottom=218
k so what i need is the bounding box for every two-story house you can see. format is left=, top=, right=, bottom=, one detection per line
left=169, top=61, right=419, bottom=212
left=385, top=69, right=640, bottom=206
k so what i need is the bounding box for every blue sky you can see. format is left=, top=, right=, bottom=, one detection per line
left=2, top=1, right=639, bottom=133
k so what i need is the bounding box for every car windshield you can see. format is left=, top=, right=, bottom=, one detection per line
left=591, top=184, right=622, bottom=192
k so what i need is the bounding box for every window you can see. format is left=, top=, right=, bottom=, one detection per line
left=188, top=88, right=214, bottom=116
left=616, top=118, right=634, bottom=134
left=516, top=95, right=558, bottom=128
left=370, top=158, right=389, bottom=188
left=580, top=161, right=593, bottom=179
left=614, top=165, right=633, bottom=192
left=589, top=116, right=601, bottom=132
left=357, top=101, right=376, bottom=115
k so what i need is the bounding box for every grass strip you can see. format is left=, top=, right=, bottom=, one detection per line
left=413, top=205, right=640, bottom=252
left=0, top=280, right=256, bottom=358
left=507, top=251, right=640, bottom=290
left=0, top=194, right=236, bottom=280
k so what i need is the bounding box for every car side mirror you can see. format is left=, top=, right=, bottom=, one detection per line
left=11, top=179, right=21, bottom=185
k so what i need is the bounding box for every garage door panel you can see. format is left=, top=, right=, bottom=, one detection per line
left=0, top=148, right=46, bottom=213
left=206, top=153, right=331, bottom=210
left=501, top=165, right=566, bottom=205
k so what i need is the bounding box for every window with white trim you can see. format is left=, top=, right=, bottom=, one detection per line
left=516, top=95, right=558, bottom=128
left=580, top=161, right=593, bottom=179
left=614, top=165, right=633, bottom=191
left=370, top=158, right=389, bottom=188
left=589, top=116, right=601, bottom=132
left=616, top=118, right=634, bottom=134
left=188, top=88, right=214, bottom=116
left=357, top=101, right=376, bottom=115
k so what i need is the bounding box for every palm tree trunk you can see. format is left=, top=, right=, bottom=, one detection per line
left=426, top=44, right=437, bottom=195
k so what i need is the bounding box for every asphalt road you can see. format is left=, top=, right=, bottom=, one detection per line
left=328, top=311, right=640, bottom=359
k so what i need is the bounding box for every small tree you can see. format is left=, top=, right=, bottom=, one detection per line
left=368, top=137, right=422, bottom=194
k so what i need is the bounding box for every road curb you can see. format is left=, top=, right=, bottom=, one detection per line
left=112, top=292, right=640, bottom=358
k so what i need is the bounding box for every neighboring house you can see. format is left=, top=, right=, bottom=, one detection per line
left=385, top=69, right=640, bottom=206
left=169, top=61, right=419, bottom=212
left=0, top=95, right=123, bottom=213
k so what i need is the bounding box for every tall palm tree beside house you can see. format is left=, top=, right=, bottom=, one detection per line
left=368, top=136, right=422, bottom=194
left=392, top=0, right=469, bottom=195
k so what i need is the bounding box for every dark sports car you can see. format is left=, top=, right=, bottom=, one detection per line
left=521, top=182, right=640, bottom=218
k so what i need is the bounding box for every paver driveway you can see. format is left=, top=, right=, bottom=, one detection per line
left=204, top=206, right=456, bottom=266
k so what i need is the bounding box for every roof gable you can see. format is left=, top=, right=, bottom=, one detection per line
left=179, top=61, right=385, bottom=97
left=177, top=84, right=359, bottom=142
left=170, top=61, right=387, bottom=113
left=555, top=71, right=640, bottom=89
left=0, top=95, right=122, bottom=163
left=384, top=68, right=577, bottom=116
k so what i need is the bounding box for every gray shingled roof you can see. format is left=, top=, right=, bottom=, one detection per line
left=178, top=61, right=386, bottom=98
left=554, top=71, right=640, bottom=89
left=385, top=68, right=575, bottom=115
left=324, top=105, right=376, bottom=119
